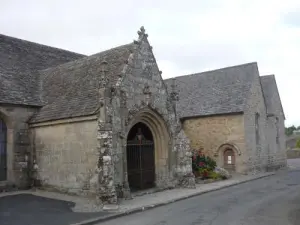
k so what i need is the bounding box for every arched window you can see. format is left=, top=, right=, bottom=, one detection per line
left=275, top=117, right=279, bottom=144
left=0, top=118, right=7, bottom=181
left=224, top=149, right=235, bottom=165
left=255, top=113, right=260, bottom=145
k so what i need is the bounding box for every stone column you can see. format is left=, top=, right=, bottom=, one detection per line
left=97, top=60, right=117, bottom=205
left=174, top=130, right=195, bottom=188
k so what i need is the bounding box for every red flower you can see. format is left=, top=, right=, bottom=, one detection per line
left=199, top=162, right=205, bottom=167
left=193, top=155, right=197, bottom=160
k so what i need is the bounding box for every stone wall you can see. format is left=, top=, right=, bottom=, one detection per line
left=95, top=27, right=194, bottom=204
left=243, top=75, right=268, bottom=174
left=182, top=114, right=248, bottom=173
left=266, top=115, right=287, bottom=170
left=0, top=104, right=38, bottom=188
left=30, top=117, right=98, bottom=196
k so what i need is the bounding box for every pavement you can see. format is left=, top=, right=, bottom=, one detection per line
left=0, top=159, right=298, bottom=225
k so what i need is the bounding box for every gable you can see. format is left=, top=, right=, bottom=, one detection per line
left=260, top=75, right=285, bottom=119
left=119, top=28, right=172, bottom=117
left=164, top=62, right=258, bottom=119
left=0, top=34, right=85, bottom=106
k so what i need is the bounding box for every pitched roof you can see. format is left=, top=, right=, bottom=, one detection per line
left=30, top=43, right=134, bottom=123
left=164, top=62, right=258, bottom=119
left=260, top=75, right=285, bottom=118
left=0, top=34, right=85, bottom=106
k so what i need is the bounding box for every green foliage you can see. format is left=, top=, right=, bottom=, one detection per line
left=285, top=125, right=296, bottom=136
left=208, top=171, right=221, bottom=180
left=192, top=150, right=217, bottom=179
left=296, top=139, right=300, bottom=148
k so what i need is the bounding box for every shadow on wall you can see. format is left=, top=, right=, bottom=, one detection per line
left=287, top=149, right=300, bottom=159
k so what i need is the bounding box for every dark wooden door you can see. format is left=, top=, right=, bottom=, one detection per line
left=127, top=137, right=155, bottom=191
left=0, top=119, right=7, bottom=181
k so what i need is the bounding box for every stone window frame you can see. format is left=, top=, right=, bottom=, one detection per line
left=223, top=148, right=235, bottom=165
left=255, top=112, right=260, bottom=146
left=0, top=111, right=14, bottom=184
left=275, top=117, right=279, bottom=145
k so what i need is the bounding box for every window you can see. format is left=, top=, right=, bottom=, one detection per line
left=255, top=113, right=260, bottom=145
left=275, top=117, right=279, bottom=144
left=227, top=155, right=232, bottom=164
left=224, top=149, right=235, bottom=165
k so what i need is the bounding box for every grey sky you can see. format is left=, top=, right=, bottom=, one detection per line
left=1, top=0, right=299, bottom=126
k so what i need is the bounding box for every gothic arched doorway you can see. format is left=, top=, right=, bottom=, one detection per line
left=0, top=118, right=7, bottom=181
left=126, top=122, right=155, bottom=191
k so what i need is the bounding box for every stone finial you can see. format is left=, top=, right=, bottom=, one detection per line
left=99, top=58, right=109, bottom=88
left=100, top=59, right=108, bottom=72
left=138, top=26, right=148, bottom=41
left=170, top=78, right=179, bottom=101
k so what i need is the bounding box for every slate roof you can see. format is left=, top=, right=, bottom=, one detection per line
left=30, top=43, right=134, bottom=123
left=260, top=75, right=285, bottom=118
left=164, top=62, right=258, bottom=119
left=0, top=34, right=85, bottom=106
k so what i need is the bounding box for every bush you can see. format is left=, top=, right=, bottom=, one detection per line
left=296, top=139, right=300, bottom=148
left=208, top=171, right=221, bottom=180
left=192, top=149, right=218, bottom=179
left=214, top=167, right=231, bottom=179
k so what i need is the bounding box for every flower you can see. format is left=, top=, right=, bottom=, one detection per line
left=199, top=162, right=205, bottom=167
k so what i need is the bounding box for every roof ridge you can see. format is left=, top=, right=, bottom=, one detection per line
left=164, top=62, right=258, bottom=81
left=39, top=42, right=134, bottom=73
left=260, top=74, right=275, bottom=78
left=0, top=33, right=85, bottom=57
left=88, top=42, right=134, bottom=57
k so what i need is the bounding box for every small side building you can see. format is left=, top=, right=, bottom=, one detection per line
left=165, top=63, right=286, bottom=174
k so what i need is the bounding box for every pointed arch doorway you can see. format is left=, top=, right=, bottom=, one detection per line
left=0, top=118, right=7, bottom=181
left=126, top=122, right=155, bottom=191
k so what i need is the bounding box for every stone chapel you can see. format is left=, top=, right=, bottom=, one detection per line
left=0, top=27, right=286, bottom=203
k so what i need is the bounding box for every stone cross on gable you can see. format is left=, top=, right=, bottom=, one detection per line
left=138, top=26, right=148, bottom=41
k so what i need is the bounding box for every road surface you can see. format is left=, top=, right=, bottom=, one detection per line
left=98, top=169, right=300, bottom=225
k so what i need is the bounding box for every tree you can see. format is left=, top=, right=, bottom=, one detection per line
left=296, top=139, right=300, bottom=149
left=285, top=125, right=296, bottom=136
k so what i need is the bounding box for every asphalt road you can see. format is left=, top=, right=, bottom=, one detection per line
left=98, top=169, right=300, bottom=225
left=0, top=194, right=111, bottom=225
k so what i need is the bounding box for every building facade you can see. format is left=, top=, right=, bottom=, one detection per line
left=165, top=64, right=287, bottom=174
left=0, top=27, right=286, bottom=203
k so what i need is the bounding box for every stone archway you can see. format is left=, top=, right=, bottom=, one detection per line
left=0, top=117, right=7, bottom=181
left=124, top=108, right=171, bottom=191
left=215, top=143, right=241, bottom=172
left=0, top=110, right=13, bottom=183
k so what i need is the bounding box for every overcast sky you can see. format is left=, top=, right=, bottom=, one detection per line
left=1, top=0, right=299, bottom=126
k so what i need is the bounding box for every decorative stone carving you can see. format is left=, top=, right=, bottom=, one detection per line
left=170, top=78, right=179, bottom=102
left=138, top=26, right=148, bottom=40
left=99, top=60, right=109, bottom=88
left=120, top=90, right=127, bottom=108
left=111, top=87, right=116, bottom=97
left=143, top=84, right=151, bottom=95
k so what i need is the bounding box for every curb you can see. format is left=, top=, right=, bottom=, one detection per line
left=71, top=172, right=275, bottom=225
